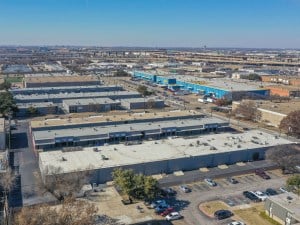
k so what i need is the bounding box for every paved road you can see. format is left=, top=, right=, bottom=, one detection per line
left=163, top=172, right=287, bottom=225
left=159, top=160, right=277, bottom=187
left=11, top=120, right=56, bottom=206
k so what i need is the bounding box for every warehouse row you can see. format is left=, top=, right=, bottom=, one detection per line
left=133, top=71, right=270, bottom=100
left=32, top=116, right=229, bottom=150
left=39, top=129, right=294, bottom=184
left=10, top=75, right=166, bottom=117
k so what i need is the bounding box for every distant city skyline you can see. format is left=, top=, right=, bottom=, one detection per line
left=0, top=0, right=300, bottom=48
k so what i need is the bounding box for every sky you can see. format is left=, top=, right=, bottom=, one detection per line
left=0, top=0, right=300, bottom=48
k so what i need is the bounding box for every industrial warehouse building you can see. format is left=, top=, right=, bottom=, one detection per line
left=30, top=110, right=205, bottom=131
left=266, top=85, right=300, bottom=97
left=24, top=75, right=101, bottom=88
left=0, top=118, right=5, bottom=150
left=16, top=102, right=58, bottom=117
left=265, top=192, right=300, bottom=225
left=120, top=98, right=165, bottom=110
left=62, top=98, right=120, bottom=113
left=39, top=130, right=293, bottom=184
left=32, top=117, right=229, bottom=150
left=10, top=85, right=123, bottom=95
left=133, top=71, right=270, bottom=100
left=14, top=91, right=141, bottom=103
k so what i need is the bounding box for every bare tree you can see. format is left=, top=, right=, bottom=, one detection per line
left=266, top=145, right=300, bottom=173
left=0, top=167, right=16, bottom=193
left=145, top=99, right=156, bottom=109
left=233, top=100, right=261, bottom=121
left=39, top=165, right=92, bottom=201
left=14, top=197, right=98, bottom=225
left=279, top=110, right=300, bottom=138
left=0, top=166, right=16, bottom=225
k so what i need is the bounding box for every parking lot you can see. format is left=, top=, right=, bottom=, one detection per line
left=151, top=170, right=289, bottom=225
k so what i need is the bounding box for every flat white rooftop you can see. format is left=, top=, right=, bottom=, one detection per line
left=33, top=117, right=227, bottom=141
left=174, top=75, right=268, bottom=91
left=268, top=192, right=300, bottom=221
left=14, top=91, right=140, bottom=101
left=30, top=110, right=202, bottom=129
left=17, top=102, right=56, bottom=108
left=39, top=129, right=293, bottom=175
left=63, top=98, right=118, bottom=106
left=10, top=85, right=121, bottom=93
left=121, top=98, right=163, bottom=103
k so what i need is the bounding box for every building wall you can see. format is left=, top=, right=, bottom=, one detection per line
left=265, top=199, right=299, bottom=225
left=41, top=146, right=272, bottom=185
left=291, top=79, right=300, bottom=86
left=16, top=105, right=58, bottom=117
left=133, top=71, right=157, bottom=82
left=121, top=100, right=165, bottom=110
left=232, top=101, right=286, bottom=127
left=176, top=80, right=229, bottom=98
left=0, top=131, right=5, bottom=150
left=34, top=125, right=228, bottom=150
left=156, top=76, right=176, bottom=85
left=267, top=87, right=290, bottom=97
left=64, top=102, right=119, bottom=113
left=0, top=119, right=5, bottom=150
left=261, top=75, right=300, bottom=87
left=258, top=109, right=286, bottom=127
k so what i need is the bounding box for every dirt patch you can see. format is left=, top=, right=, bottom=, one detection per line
left=87, top=186, right=160, bottom=224
left=233, top=204, right=275, bottom=225
left=199, top=200, right=278, bottom=225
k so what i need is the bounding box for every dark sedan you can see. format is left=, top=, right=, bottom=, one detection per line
left=243, top=191, right=261, bottom=202
left=266, top=188, right=278, bottom=196
left=214, top=210, right=233, bottom=220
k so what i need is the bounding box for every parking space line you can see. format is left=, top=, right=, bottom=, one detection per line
left=197, top=183, right=211, bottom=191
left=244, top=175, right=256, bottom=182
left=217, top=180, right=229, bottom=187
left=267, top=171, right=280, bottom=178
left=234, top=196, right=250, bottom=205
left=235, top=177, right=247, bottom=184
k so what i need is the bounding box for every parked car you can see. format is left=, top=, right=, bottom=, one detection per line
left=160, top=207, right=174, bottom=216
left=266, top=188, right=278, bottom=196
left=253, top=191, right=268, bottom=201
left=155, top=204, right=169, bottom=213
left=227, top=177, right=238, bottom=184
left=204, top=178, right=217, bottom=187
left=162, top=187, right=176, bottom=196
left=255, top=169, right=271, bottom=180
left=279, top=187, right=289, bottom=193
left=228, top=222, right=245, bottom=225
left=165, top=212, right=183, bottom=221
left=180, top=185, right=191, bottom=193
left=150, top=200, right=167, bottom=209
left=214, top=210, right=233, bottom=220
left=243, top=191, right=260, bottom=202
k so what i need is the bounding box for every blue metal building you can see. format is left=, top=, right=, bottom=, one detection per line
left=133, top=71, right=269, bottom=100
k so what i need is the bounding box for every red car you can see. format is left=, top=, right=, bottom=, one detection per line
left=160, top=207, right=174, bottom=216
left=255, top=169, right=271, bottom=180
